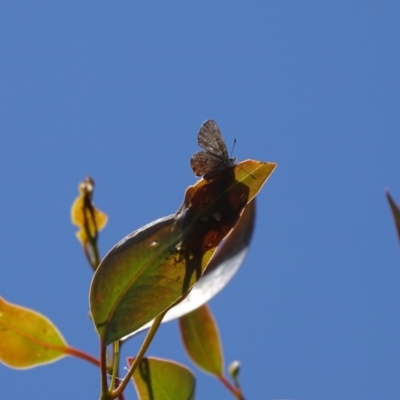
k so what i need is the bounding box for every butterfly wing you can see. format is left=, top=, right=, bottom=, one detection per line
left=190, top=151, right=224, bottom=177
left=197, top=120, right=229, bottom=161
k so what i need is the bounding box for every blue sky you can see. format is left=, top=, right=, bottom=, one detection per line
left=1, top=2, right=400, bottom=399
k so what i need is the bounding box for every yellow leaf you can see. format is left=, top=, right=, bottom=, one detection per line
left=0, top=297, right=68, bottom=369
left=71, top=177, right=108, bottom=244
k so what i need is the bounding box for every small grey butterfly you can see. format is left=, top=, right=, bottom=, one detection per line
left=190, top=119, right=236, bottom=177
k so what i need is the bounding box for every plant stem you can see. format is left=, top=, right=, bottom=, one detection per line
left=100, top=343, right=110, bottom=399
left=219, top=374, right=246, bottom=400
left=64, top=346, right=100, bottom=367
left=111, top=310, right=167, bottom=399
left=109, top=341, right=120, bottom=391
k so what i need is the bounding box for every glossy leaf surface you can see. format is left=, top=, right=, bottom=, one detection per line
left=0, top=297, right=67, bottom=369
left=130, top=198, right=257, bottom=337
left=129, top=356, right=195, bottom=400
left=179, top=304, right=223, bottom=376
left=90, top=160, right=276, bottom=345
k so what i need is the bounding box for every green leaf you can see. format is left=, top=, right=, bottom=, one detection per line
left=386, top=190, right=400, bottom=244
left=0, top=297, right=67, bottom=369
left=129, top=356, right=195, bottom=400
left=132, top=199, right=257, bottom=336
left=179, top=304, right=223, bottom=376
left=90, top=160, right=276, bottom=345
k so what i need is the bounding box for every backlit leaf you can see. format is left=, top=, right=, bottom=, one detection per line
left=131, top=198, right=257, bottom=337
left=0, top=297, right=67, bottom=369
left=129, top=357, right=195, bottom=400
left=179, top=304, right=223, bottom=376
left=90, top=160, right=276, bottom=345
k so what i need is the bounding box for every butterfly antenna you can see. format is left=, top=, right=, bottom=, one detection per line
left=230, top=138, right=237, bottom=157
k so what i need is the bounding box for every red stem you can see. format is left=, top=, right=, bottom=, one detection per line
left=64, top=346, right=100, bottom=367
left=218, top=374, right=245, bottom=400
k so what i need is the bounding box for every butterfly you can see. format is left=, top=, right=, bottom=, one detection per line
left=190, top=119, right=236, bottom=177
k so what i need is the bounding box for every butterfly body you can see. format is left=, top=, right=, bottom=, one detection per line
left=190, top=119, right=236, bottom=177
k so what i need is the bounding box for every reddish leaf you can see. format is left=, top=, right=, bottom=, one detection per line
left=386, top=190, right=400, bottom=244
